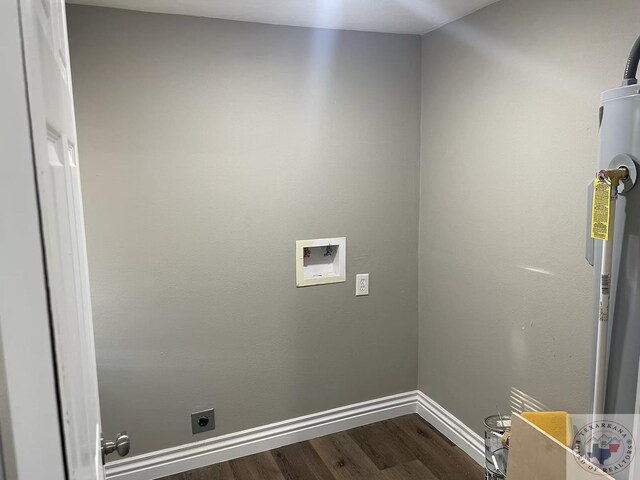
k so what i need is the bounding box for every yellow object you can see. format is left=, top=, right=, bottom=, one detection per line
left=591, top=178, right=611, bottom=240
left=521, top=411, right=572, bottom=447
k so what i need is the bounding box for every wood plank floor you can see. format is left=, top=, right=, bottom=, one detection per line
left=159, top=414, right=484, bottom=480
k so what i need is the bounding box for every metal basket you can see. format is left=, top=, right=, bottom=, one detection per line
left=484, top=414, right=510, bottom=480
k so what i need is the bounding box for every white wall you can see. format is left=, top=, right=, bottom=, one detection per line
left=418, top=0, right=640, bottom=434
left=67, top=5, right=422, bottom=457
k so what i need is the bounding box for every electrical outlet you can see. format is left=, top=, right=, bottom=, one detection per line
left=356, top=273, right=369, bottom=296
left=191, top=408, right=215, bottom=434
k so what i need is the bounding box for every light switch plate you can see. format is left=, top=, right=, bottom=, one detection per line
left=356, top=274, right=369, bottom=296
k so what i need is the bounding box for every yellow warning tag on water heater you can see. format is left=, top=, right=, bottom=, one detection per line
left=591, top=178, right=611, bottom=240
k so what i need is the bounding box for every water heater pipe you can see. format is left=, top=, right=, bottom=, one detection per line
left=623, top=34, right=640, bottom=85
left=592, top=167, right=628, bottom=417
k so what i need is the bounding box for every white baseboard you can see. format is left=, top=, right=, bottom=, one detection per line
left=414, top=391, right=484, bottom=465
left=106, top=390, right=484, bottom=480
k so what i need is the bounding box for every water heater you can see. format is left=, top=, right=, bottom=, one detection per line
left=590, top=35, right=640, bottom=416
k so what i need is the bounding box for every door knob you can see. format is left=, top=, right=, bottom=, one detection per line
left=102, top=432, right=130, bottom=461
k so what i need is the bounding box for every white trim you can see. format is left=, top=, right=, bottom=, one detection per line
left=106, top=391, right=484, bottom=480
left=0, top=0, right=68, bottom=478
left=414, top=391, right=484, bottom=465
left=107, top=391, right=416, bottom=480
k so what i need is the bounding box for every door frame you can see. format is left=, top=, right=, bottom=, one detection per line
left=0, top=0, right=68, bottom=478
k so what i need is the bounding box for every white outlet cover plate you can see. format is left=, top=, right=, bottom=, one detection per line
left=296, top=237, right=346, bottom=287
left=356, top=273, right=369, bottom=296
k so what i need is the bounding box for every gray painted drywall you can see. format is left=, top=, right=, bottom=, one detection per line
left=418, top=0, right=640, bottom=434
left=66, top=5, right=421, bottom=457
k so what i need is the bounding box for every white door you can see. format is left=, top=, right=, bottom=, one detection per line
left=18, top=0, right=116, bottom=478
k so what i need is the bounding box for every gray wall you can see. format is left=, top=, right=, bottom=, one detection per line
left=67, top=0, right=638, bottom=456
left=418, top=0, right=640, bottom=434
left=67, top=6, right=421, bottom=456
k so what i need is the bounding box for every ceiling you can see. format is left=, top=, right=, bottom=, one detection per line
left=67, top=0, right=501, bottom=35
